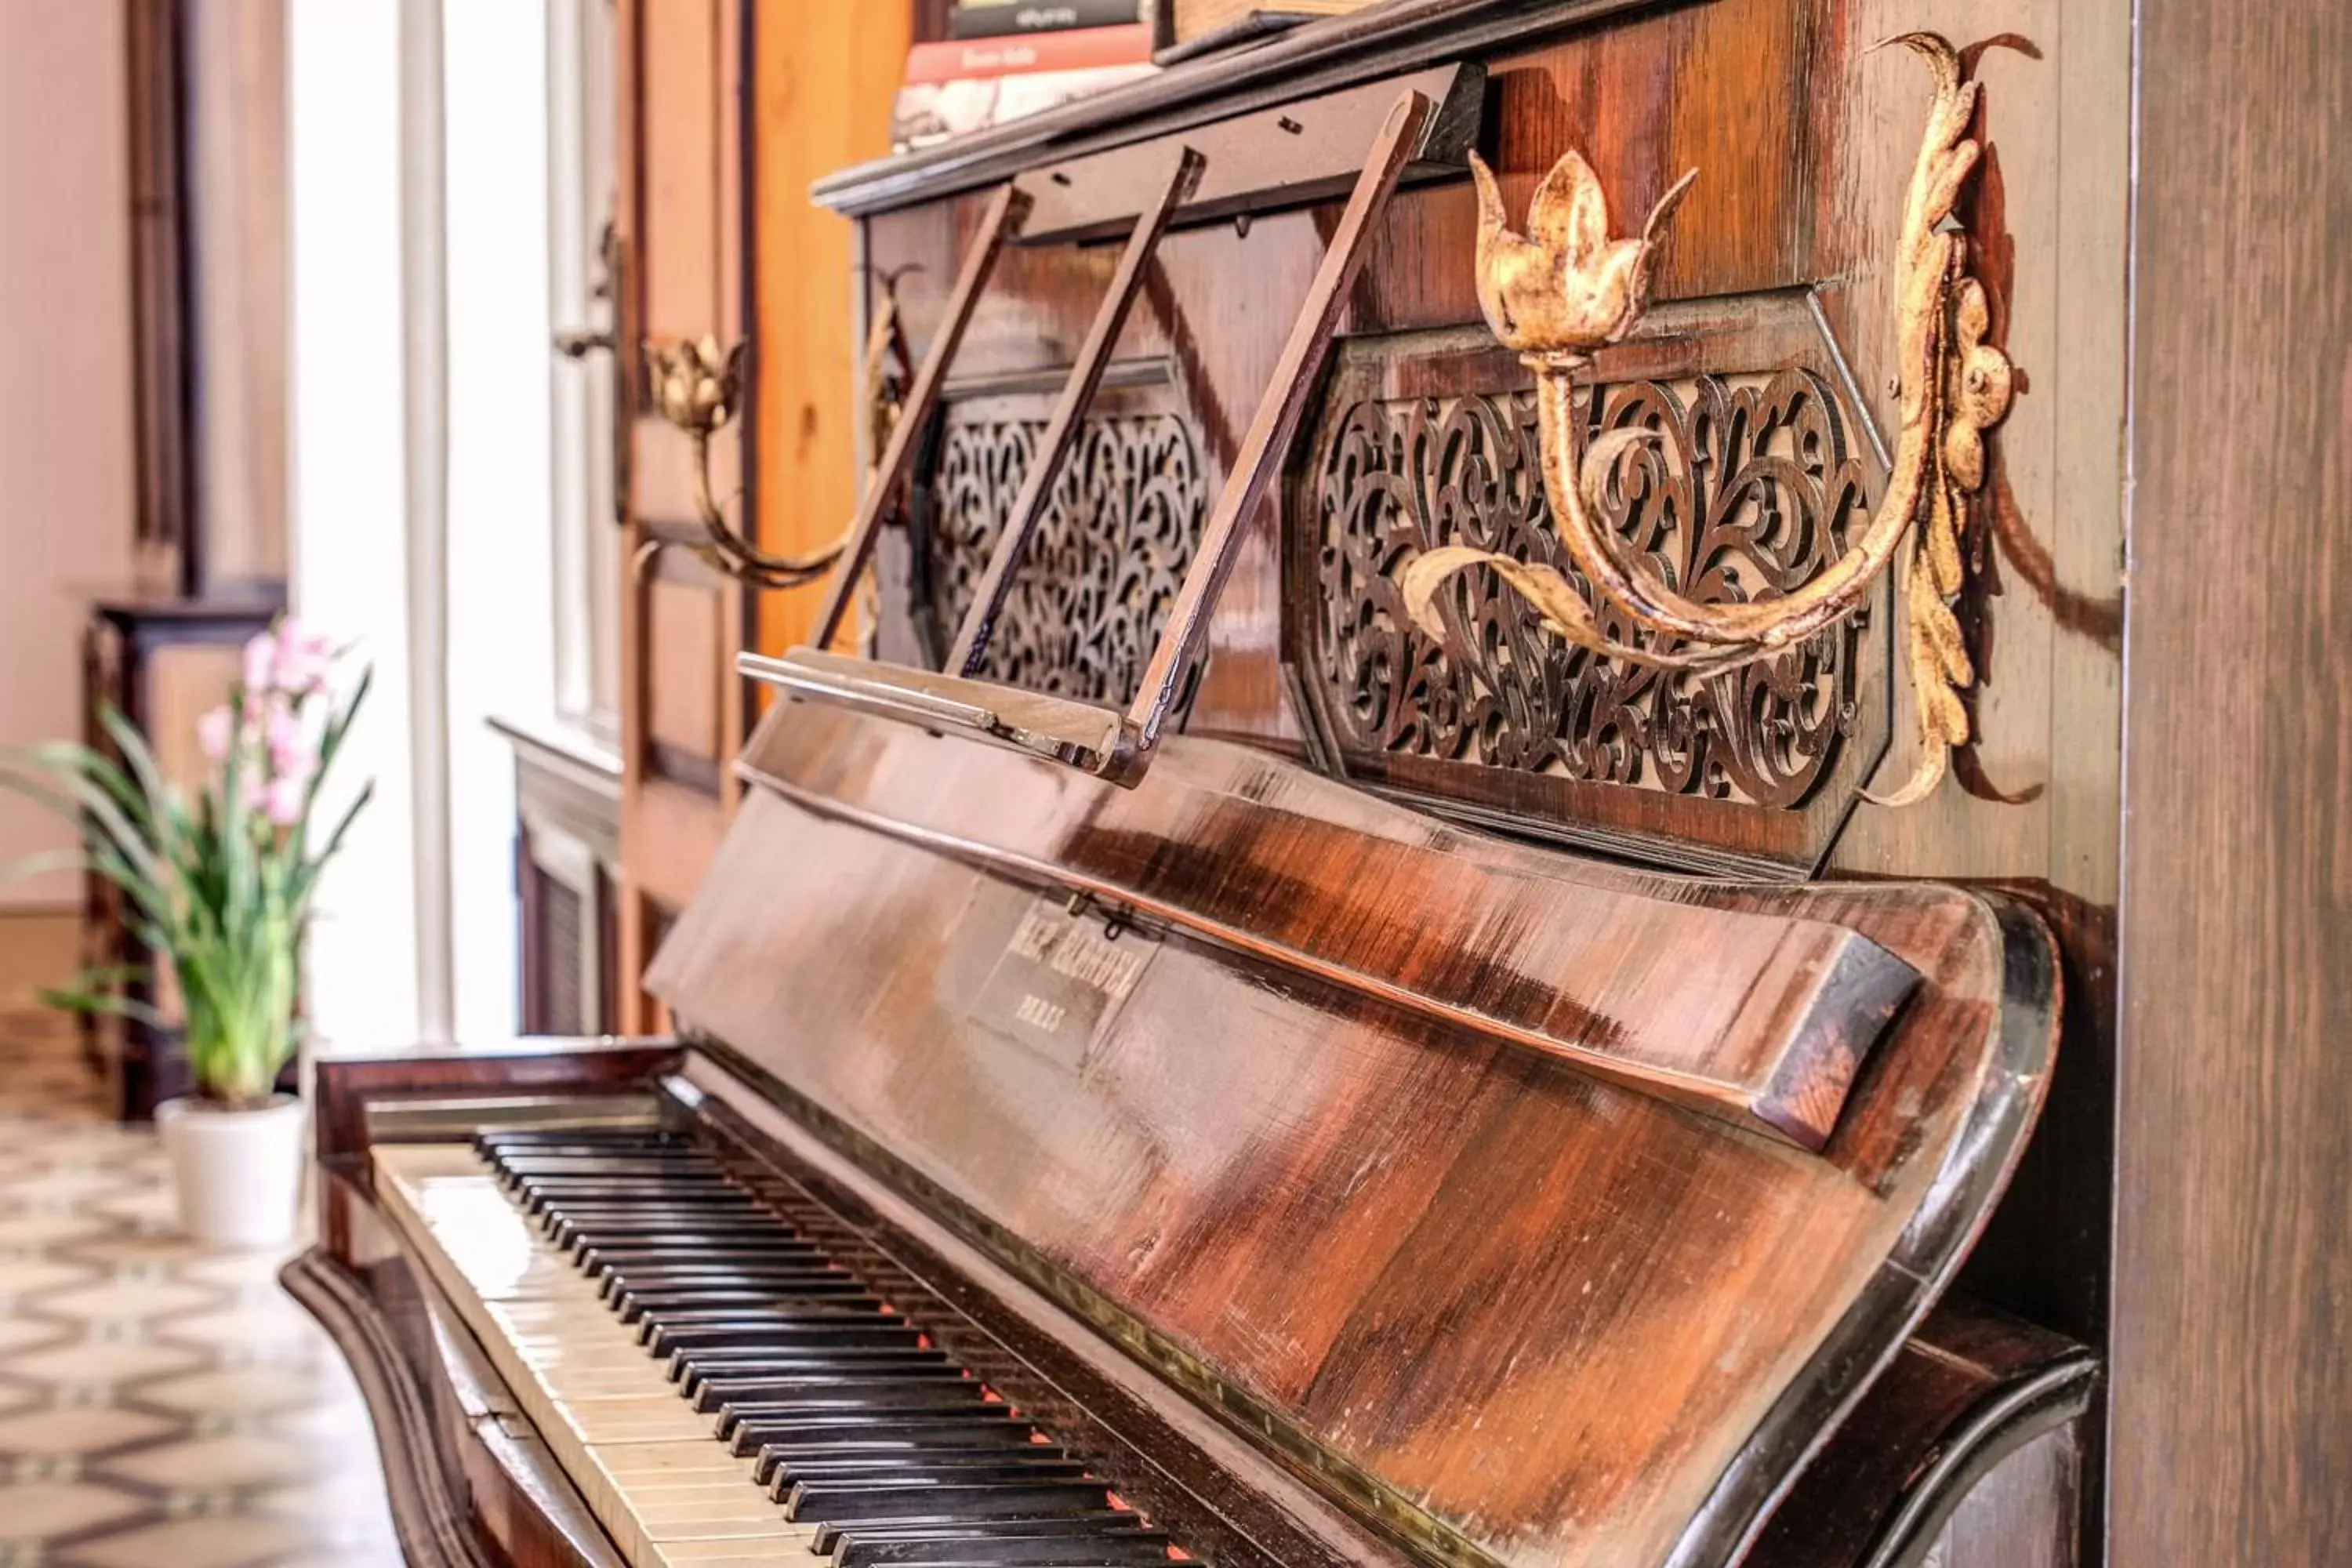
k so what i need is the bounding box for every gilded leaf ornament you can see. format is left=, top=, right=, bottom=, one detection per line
left=1400, top=32, right=2013, bottom=807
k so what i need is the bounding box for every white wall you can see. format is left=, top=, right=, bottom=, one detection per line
left=441, top=2, right=554, bottom=1041
left=0, top=2, right=138, bottom=909
left=289, top=0, right=551, bottom=1049
left=289, top=0, right=419, bottom=1047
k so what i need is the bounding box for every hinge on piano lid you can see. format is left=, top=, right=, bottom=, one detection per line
left=740, top=70, right=1481, bottom=788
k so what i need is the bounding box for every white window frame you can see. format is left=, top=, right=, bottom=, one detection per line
left=545, top=0, right=619, bottom=745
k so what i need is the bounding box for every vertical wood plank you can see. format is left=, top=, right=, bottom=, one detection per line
left=2112, top=0, right=2352, bottom=1560
left=637, top=0, right=719, bottom=339
left=749, top=5, right=913, bottom=657
left=611, top=0, right=652, bottom=1031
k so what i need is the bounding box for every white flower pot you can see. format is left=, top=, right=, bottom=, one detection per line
left=156, top=1094, right=308, bottom=1248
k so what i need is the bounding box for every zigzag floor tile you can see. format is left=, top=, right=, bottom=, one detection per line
left=0, top=984, right=400, bottom=1568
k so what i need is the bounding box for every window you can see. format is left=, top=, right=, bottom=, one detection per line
left=545, top=0, right=619, bottom=743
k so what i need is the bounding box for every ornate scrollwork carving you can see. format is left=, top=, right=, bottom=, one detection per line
left=923, top=412, right=1205, bottom=706
left=1318, top=370, right=1875, bottom=808
left=1400, top=32, right=2010, bottom=807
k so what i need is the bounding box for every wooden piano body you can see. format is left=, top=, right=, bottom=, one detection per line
left=299, top=713, right=2082, bottom=1568
left=295, top=0, right=2144, bottom=1563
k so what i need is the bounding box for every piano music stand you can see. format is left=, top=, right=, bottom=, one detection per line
left=745, top=86, right=1445, bottom=787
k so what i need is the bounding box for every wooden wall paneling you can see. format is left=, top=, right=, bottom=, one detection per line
left=180, top=0, right=289, bottom=593
left=612, top=0, right=648, bottom=1030
left=637, top=0, right=720, bottom=343
left=614, top=0, right=747, bottom=1026
left=749, top=3, right=913, bottom=659
left=124, top=0, right=191, bottom=589
left=644, top=572, right=723, bottom=768
left=145, top=643, right=243, bottom=791
left=2111, top=0, right=2352, bottom=1562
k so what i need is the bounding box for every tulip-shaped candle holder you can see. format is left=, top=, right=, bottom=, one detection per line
left=1402, top=32, right=2010, bottom=806
left=643, top=325, right=909, bottom=592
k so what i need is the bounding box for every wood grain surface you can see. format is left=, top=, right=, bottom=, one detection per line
left=649, top=705, right=2058, bottom=1568
left=2111, top=0, right=2352, bottom=1563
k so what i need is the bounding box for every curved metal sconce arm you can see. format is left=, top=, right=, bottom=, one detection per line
left=1401, top=32, right=2009, bottom=806
left=644, top=307, right=911, bottom=592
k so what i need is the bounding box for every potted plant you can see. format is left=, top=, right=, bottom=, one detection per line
left=3, top=617, right=370, bottom=1246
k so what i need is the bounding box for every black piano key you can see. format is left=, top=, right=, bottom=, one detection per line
left=590, top=1257, right=847, bottom=1283
left=789, top=1479, right=1116, bottom=1526
left=541, top=1200, right=779, bottom=1222
left=588, top=1250, right=847, bottom=1279
left=479, top=1142, right=690, bottom=1162
left=494, top=1157, right=718, bottom=1179
left=594, top=1257, right=843, bottom=1285
left=580, top=1240, right=840, bottom=1269
left=768, top=1454, right=1087, bottom=1502
left=519, top=1174, right=738, bottom=1193
left=593, top=1259, right=842, bottom=1287
left=809, top=1505, right=1132, bottom=1555
left=476, top=1127, right=679, bottom=1145
left=509, top=1168, right=735, bottom=1187
left=717, top=1392, right=1006, bottom=1443
left=752, top=1426, right=1053, bottom=1486
left=837, top=1533, right=1171, bottom=1568
left=644, top=1320, right=922, bottom=1357
left=771, top=1444, right=1069, bottom=1475
left=732, top=1406, right=1022, bottom=1456
left=632, top=1303, right=901, bottom=1340
left=691, top=1366, right=980, bottom=1411
left=668, top=1345, right=952, bottom=1386
left=818, top=1513, right=1145, bottom=1551
left=589, top=1254, right=840, bottom=1281
left=616, top=1287, right=882, bottom=1324
left=539, top=1203, right=786, bottom=1222
left=608, top=1271, right=869, bottom=1297
left=526, top=1184, right=739, bottom=1215
left=506, top=1168, right=725, bottom=1188
left=546, top=1211, right=778, bottom=1247
left=583, top=1250, right=837, bottom=1273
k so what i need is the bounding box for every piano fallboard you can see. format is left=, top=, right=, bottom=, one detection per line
left=616, top=706, right=2056, bottom=1568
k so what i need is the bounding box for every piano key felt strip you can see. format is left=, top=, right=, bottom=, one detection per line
left=373, top=1130, right=1181, bottom=1568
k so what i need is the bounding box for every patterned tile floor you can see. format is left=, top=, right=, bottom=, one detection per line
left=0, top=954, right=401, bottom=1568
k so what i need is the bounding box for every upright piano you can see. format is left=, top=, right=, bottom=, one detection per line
left=293, top=4, right=2114, bottom=1565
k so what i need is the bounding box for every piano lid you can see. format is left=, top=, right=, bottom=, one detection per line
left=647, top=702, right=2056, bottom=1568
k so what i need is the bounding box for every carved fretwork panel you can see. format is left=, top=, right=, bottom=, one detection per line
left=913, top=378, right=1207, bottom=709
left=1286, top=299, right=1893, bottom=875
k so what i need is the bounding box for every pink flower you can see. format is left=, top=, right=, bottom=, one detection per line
left=272, top=619, right=334, bottom=696
left=265, top=703, right=313, bottom=778
left=261, top=774, right=308, bottom=827
left=241, top=632, right=277, bottom=698
left=196, top=706, right=234, bottom=763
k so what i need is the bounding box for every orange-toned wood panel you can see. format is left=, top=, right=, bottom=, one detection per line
left=145, top=645, right=243, bottom=794
left=637, top=0, right=720, bottom=342
left=750, top=6, right=913, bottom=657
left=644, top=575, right=722, bottom=761
left=651, top=704, right=2058, bottom=1568
left=615, top=0, right=743, bottom=1028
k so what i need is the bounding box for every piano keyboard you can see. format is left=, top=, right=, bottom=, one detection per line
left=372, top=1129, right=1180, bottom=1568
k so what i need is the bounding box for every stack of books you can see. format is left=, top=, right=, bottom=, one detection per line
left=891, top=2, right=1161, bottom=153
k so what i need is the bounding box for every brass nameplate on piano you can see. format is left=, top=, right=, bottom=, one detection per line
left=969, top=895, right=1159, bottom=1069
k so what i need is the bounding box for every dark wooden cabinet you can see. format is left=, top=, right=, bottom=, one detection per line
left=82, top=596, right=284, bottom=1119
left=91, top=0, right=292, bottom=1119
left=495, top=719, right=622, bottom=1039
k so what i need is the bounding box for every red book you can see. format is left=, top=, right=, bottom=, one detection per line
left=903, top=23, right=1154, bottom=83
